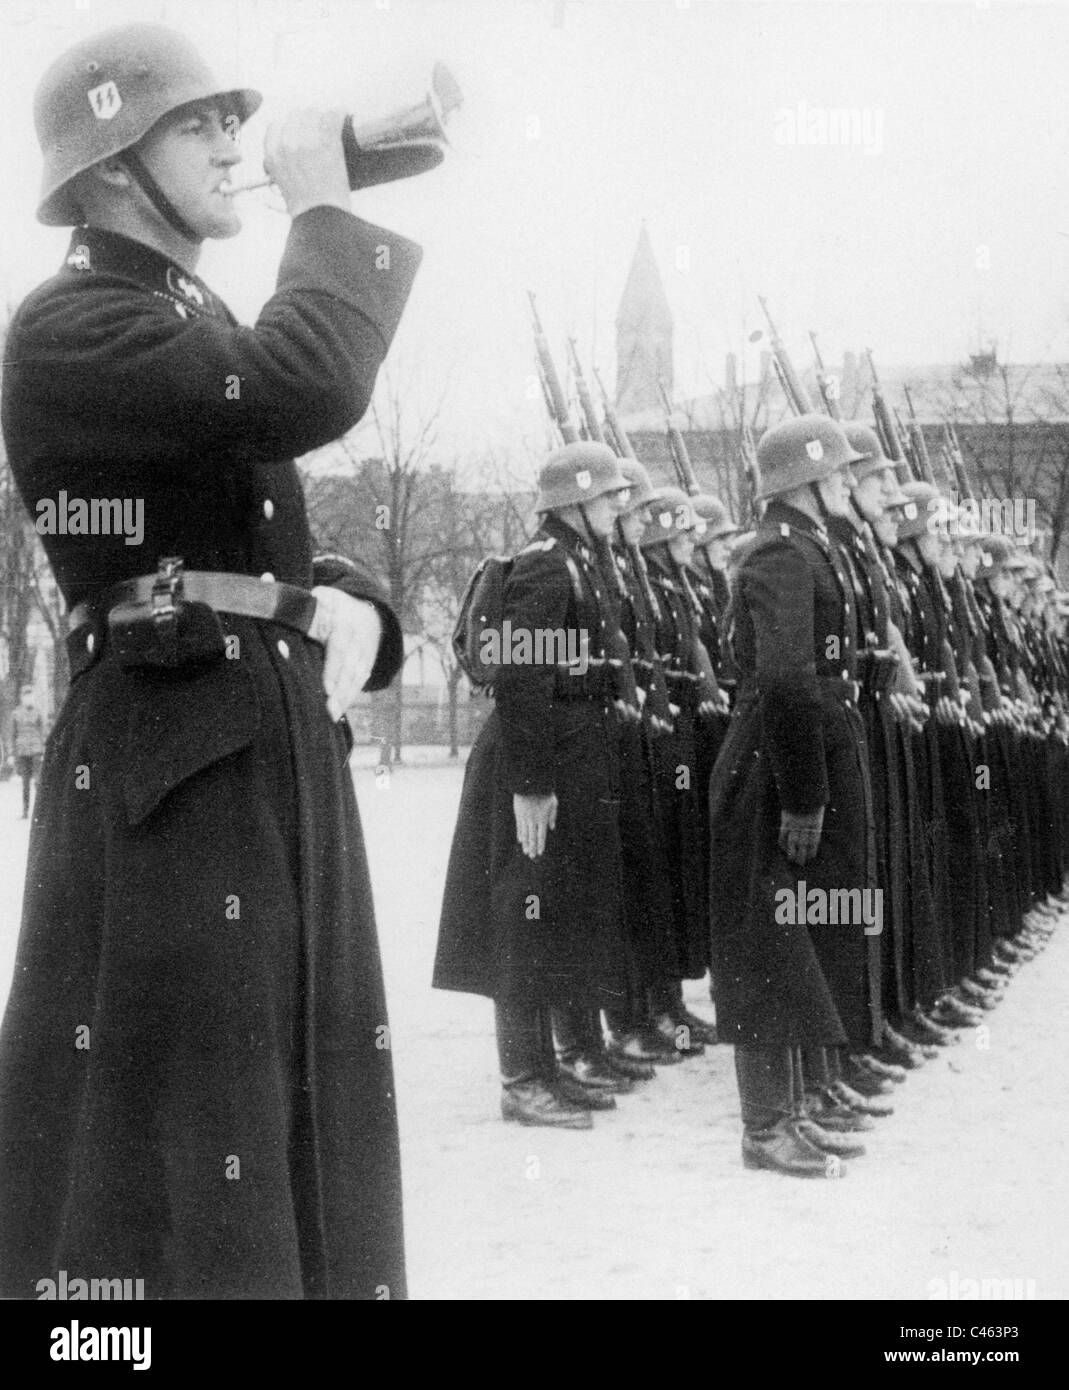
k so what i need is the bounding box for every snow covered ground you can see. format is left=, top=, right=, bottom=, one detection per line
left=1, top=757, right=1066, bottom=1301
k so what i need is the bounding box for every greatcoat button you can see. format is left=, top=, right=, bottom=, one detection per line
left=277, top=639, right=290, bottom=659
left=261, top=572, right=274, bottom=583
left=263, top=499, right=274, bottom=520
left=86, top=632, right=95, bottom=654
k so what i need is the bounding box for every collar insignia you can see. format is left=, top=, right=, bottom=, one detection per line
left=67, top=244, right=91, bottom=272
left=167, top=266, right=206, bottom=308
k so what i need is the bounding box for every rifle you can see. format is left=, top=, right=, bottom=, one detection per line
left=902, top=386, right=936, bottom=485
left=590, top=361, right=664, bottom=625
left=654, top=387, right=724, bottom=714
left=527, top=291, right=579, bottom=445
left=809, top=331, right=842, bottom=420
left=866, top=349, right=912, bottom=483
left=587, top=360, right=675, bottom=729
left=593, top=365, right=637, bottom=459
left=566, top=338, right=607, bottom=446
left=943, top=421, right=976, bottom=503
left=658, top=380, right=699, bottom=495
left=759, top=296, right=813, bottom=415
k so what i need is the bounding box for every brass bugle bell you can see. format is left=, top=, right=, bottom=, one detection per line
left=229, top=61, right=462, bottom=195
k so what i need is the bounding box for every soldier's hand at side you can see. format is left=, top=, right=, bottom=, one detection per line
left=514, top=793, right=558, bottom=859
left=310, top=586, right=382, bottom=721
left=263, top=108, right=351, bottom=218
left=779, top=806, right=825, bottom=865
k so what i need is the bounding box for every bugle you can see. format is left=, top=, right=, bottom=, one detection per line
left=228, top=61, right=462, bottom=195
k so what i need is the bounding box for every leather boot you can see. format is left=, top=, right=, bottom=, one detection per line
left=932, top=995, right=983, bottom=1028
left=841, top=1055, right=895, bottom=1095
left=559, top=1053, right=635, bottom=1094
left=796, top=1117, right=867, bottom=1158
left=909, top=1008, right=959, bottom=1045
left=742, top=1117, right=844, bottom=1178
left=602, top=1048, right=656, bottom=1081
left=553, top=1074, right=616, bottom=1111
left=956, top=979, right=998, bottom=1010
left=803, top=1088, right=875, bottom=1132
left=652, top=1012, right=705, bottom=1057
left=855, top=1052, right=908, bottom=1084
left=501, top=1078, right=593, bottom=1129
left=829, top=1079, right=894, bottom=1117
left=875, top=1023, right=929, bottom=1067
left=608, top=1028, right=684, bottom=1066
left=672, top=1007, right=719, bottom=1046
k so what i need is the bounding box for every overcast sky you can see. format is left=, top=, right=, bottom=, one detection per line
left=3, top=0, right=1069, bottom=460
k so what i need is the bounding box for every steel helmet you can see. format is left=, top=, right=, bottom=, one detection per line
left=754, top=413, right=865, bottom=501
left=616, top=457, right=658, bottom=512
left=842, top=420, right=903, bottom=491
left=975, top=533, right=1016, bottom=575
left=534, top=441, right=630, bottom=513
left=891, top=481, right=944, bottom=541
left=690, top=492, right=739, bottom=539
left=34, top=23, right=261, bottom=226
left=639, top=486, right=703, bottom=548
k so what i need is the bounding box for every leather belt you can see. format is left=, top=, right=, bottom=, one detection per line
left=735, top=673, right=862, bottom=707
left=67, top=567, right=318, bottom=678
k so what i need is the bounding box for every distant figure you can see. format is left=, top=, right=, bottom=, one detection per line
left=10, top=686, right=45, bottom=819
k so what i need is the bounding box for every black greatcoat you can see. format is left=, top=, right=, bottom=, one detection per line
left=433, top=516, right=626, bottom=1007
left=0, top=211, right=419, bottom=1300
left=708, top=502, right=873, bottom=1049
left=611, top=543, right=677, bottom=998
left=644, top=547, right=709, bottom=980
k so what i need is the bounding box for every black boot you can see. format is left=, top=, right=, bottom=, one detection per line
left=501, top=1078, right=593, bottom=1128
left=742, top=1117, right=844, bottom=1178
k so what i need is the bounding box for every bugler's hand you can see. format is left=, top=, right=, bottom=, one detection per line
left=263, top=108, right=351, bottom=218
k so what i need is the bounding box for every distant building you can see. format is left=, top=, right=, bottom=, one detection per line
left=615, top=222, right=673, bottom=418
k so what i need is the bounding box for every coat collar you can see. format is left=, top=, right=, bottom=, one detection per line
left=760, top=498, right=830, bottom=548
left=61, top=226, right=229, bottom=321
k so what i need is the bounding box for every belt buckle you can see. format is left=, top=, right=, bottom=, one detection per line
left=151, top=556, right=185, bottom=634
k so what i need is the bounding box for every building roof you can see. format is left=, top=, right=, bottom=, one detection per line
left=615, top=222, right=672, bottom=334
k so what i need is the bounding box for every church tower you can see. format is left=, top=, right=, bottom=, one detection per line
left=615, top=223, right=673, bottom=416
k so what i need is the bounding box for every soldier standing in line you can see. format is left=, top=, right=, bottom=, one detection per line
left=891, top=483, right=990, bottom=1031
left=0, top=23, right=416, bottom=1298
left=434, top=442, right=637, bottom=1129
left=841, top=428, right=954, bottom=1064
left=604, top=458, right=689, bottom=1069
left=686, top=494, right=738, bottom=1027
left=708, top=415, right=875, bottom=1178
left=640, top=487, right=720, bottom=1055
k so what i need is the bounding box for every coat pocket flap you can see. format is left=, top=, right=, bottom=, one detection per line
left=122, top=663, right=261, bottom=827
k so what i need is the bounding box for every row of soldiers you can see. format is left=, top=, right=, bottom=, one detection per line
left=433, top=392, right=1069, bottom=1176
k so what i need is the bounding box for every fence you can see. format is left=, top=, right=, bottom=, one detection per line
left=353, top=692, right=493, bottom=751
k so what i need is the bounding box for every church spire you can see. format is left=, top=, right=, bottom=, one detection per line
left=616, top=222, right=673, bottom=416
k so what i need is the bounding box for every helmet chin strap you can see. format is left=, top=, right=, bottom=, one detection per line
left=578, top=502, right=598, bottom=550
left=809, top=479, right=832, bottom=524
left=120, top=147, right=201, bottom=244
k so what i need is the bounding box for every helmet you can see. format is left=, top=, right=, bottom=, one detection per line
left=639, top=486, right=703, bottom=548
left=976, top=533, right=1016, bottom=576
left=534, top=441, right=630, bottom=513
left=35, top=23, right=261, bottom=226
left=891, top=481, right=944, bottom=541
left=755, top=413, right=866, bottom=501
left=690, top=492, right=739, bottom=539
left=842, top=421, right=902, bottom=489
left=616, top=457, right=658, bottom=512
